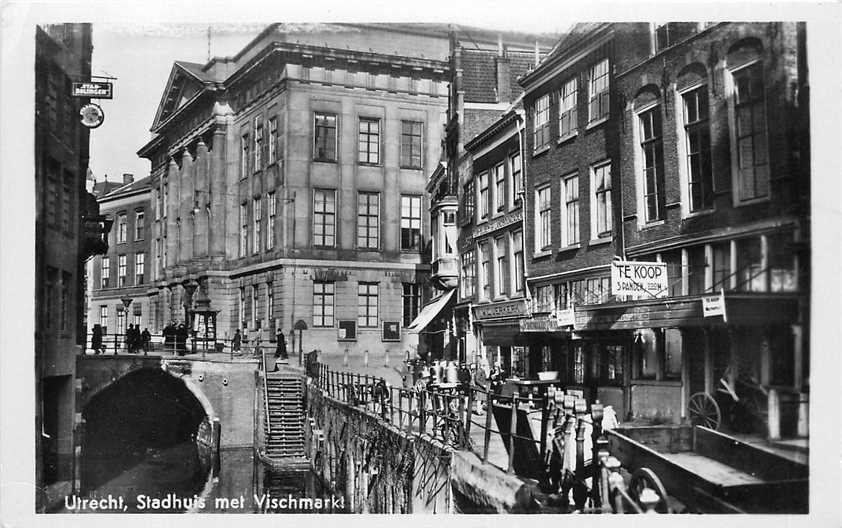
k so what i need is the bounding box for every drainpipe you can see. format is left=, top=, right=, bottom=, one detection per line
left=514, top=108, right=531, bottom=306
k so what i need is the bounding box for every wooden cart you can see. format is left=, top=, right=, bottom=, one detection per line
left=606, top=424, right=808, bottom=513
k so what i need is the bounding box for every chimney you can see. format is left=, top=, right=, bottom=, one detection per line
left=123, top=173, right=134, bottom=184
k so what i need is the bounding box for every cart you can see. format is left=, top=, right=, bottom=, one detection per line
left=606, top=424, right=808, bottom=513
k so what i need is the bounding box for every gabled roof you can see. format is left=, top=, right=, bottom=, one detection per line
left=150, top=62, right=218, bottom=132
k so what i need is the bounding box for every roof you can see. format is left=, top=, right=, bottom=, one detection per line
left=99, top=176, right=152, bottom=201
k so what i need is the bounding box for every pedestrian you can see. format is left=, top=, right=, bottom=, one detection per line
left=232, top=329, right=241, bottom=355
left=91, top=324, right=103, bottom=354
left=141, top=327, right=151, bottom=355
left=275, top=328, right=287, bottom=360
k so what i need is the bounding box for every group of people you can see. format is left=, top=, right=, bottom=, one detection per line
left=162, top=322, right=189, bottom=355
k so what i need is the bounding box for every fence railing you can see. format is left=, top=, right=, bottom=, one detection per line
left=305, top=357, right=666, bottom=513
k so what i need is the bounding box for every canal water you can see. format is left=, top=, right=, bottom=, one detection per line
left=77, top=444, right=345, bottom=514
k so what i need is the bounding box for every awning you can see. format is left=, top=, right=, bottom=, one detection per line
left=407, top=289, right=455, bottom=333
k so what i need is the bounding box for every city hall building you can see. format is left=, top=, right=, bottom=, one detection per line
left=138, top=24, right=452, bottom=359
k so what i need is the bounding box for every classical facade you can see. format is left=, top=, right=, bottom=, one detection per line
left=35, top=23, right=108, bottom=511
left=87, top=174, right=153, bottom=341
left=138, top=24, right=453, bottom=361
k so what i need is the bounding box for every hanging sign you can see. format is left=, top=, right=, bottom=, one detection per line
left=71, top=81, right=113, bottom=99
left=702, top=289, right=727, bottom=322
left=79, top=103, right=105, bottom=129
left=611, top=260, right=668, bottom=298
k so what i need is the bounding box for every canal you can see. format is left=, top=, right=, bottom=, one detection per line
left=68, top=444, right=344, bottom=513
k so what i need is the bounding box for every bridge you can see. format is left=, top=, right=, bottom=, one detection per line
left=73, top=353, right=262, bottom=493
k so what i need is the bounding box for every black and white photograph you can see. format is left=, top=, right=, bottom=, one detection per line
left=1, top=1, right=840, bottom=524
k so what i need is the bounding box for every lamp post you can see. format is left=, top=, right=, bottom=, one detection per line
left=120, top=296, right=133, bottom=354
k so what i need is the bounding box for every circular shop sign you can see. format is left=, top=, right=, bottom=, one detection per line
left=79, top=103, right=105, bottom=129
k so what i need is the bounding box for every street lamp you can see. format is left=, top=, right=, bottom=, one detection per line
left=120, top=296, right=133, bottom=354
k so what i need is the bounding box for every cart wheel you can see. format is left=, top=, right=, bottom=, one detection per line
left=688, top=392, right=721, bottom=430
left=629, top=467, right=672, bottom=514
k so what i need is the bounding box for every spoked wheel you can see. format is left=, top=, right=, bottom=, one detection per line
left=629, top=467, right=673, bottom=514
left=688, top=392, right=721, bottom=430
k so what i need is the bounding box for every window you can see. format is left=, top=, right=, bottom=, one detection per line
left=561, top=174, right=579, bottom=246
left=712, top=242, right=731, bottom=291
left=732, top=63, right=769, bottom=201
left=117, top=307, right=126, bottom=335
left=357, top=282, right=378, bottom=327
left=239, top=202, right=248, bottom=257
left=533, top=94, right=550, bottom=150
left=536, top=184, right=552, bottom=250
left=462, top=180, right=475, bottom=224
left=738, top=237, right=765, bottom=292
left=592, top=163, right=612, bottom=238
left=461, top=249, right=476, bottom=298
left=100, top=256, right=110, bottom=288
left=267, top=192, right=275, bottom=250
left=512, top=231, right=524, bottom=294
left=60, top=272, right=70, bottom=331
left=314, top=112, right=337, bottom=161
left=99, top=305, right=108, bottom=330
left=241, top=132, right=250, bottom=178
left=400, top=195, right=421, bottom=251
left=313, top=189, right=336, bottom=247
left=478, top=172, right=489, bottom=220
left=239, top=287, right=245, bottom=329
left=313, top=282, right=334, bottom=327
left=509, top=152, right=522, bottom=207
left=402, top=283, right=421, bottom=327
left=640, top=107, right=665, bottom=222
left=479, top=242, right=491, bottom=301
left=251, top=285, right=258, bottom=329
left=357, top=192, right=379, bottom=249
left=495, top=236, right=508, bottom=297
left=687, top=245, right=706, bottom=295
left=117, top=214, right=127, bottom=243
left=134, top=211, right=144, bottom=240
left=135, top=253, right=145, bottom=285
left=400, top=120, right=422, bottom=169
left=358, top=118, right=380, bottom=164
left=534, top=284, right=554, bottom=313
left=254, top=116, right=263, bottom=171
left=588, top=58, right=610, bottom=122
left=494, top=163, right=506, bottom=213
left=559, top=77, right=578, bottom=137
left=683, top=87, right=713, bottom=211
left=118, top=255, right=127, bottom=287
left=253, top=197, right=261, bottom=254
left=268, top=117, right=278, bottom=165
left=267, top=282, right=274, bottom=321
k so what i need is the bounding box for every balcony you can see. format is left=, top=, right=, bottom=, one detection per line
left=431, top=256, right=459, bottom=289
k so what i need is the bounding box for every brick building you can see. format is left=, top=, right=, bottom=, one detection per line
left=35, top=23, right=109, bottom=510
left=417, top=30, right=555, bottom=366
left=138, top=24, right=454, bottom=362
left=511, top=22, right=809, bottom=439
left=87, top=174, right=153, bottom=344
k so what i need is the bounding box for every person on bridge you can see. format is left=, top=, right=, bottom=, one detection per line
left=91, top=324, right=103, bottom=354
left=232, top=329, right=242, bottom=355
left=275, top=329, right=288, bottom=360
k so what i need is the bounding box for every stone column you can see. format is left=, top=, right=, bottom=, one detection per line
left=180, top=148, right=194, bottom=263
left=165, top=158, right=179, bottom=271
left=210, top=127, right=227, bottom=257
left=194, top=138, right=210, bottom=257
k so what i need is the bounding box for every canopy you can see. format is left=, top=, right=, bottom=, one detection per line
left=407, top=289, right=455, bottom=333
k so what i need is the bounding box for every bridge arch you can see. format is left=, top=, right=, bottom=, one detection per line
left=80, top=366, right=215, bottom=494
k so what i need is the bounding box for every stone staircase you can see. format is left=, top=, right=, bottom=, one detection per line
left=265, top=370, right=305, bottom=459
